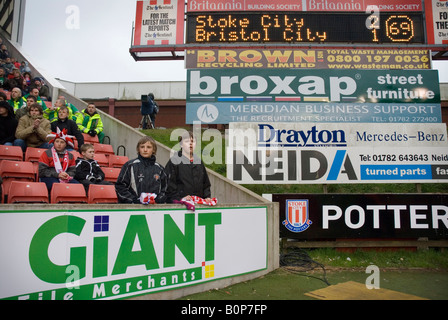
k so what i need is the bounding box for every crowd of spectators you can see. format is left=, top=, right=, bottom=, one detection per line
left=0, top=38, right=109, bottom=201
left=0, top=39, right=215, bottom=207
left=0, top=38, right=105, bottom=152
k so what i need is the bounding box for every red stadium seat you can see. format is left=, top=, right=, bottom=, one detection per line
left=24, top=147, right=45, bottom=163
left=69, top=150, right=82, bottom=159
left=102, top=167, right=121, bottom=184
left=108, top=155, right=129, bottom=168
left=88, top=184, right=118, bottom=204
left=50, top=183, right=88, bottom=204
left=7, top=181, right=49, bottom=203
left=73, top=138, right=79, bottom=150
left=24, top=147, right=46, bottom=179
left=82, top=133, right=99, bottom=144
left=0, top=145, right=23, bottom=162
left=94, top=143, right=114, bottom=156
left=0, top=160, right=35, bottom=201
left=94, top=153, right=109, bottom=167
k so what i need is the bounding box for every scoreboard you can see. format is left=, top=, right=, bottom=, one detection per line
left=186, top=12, right=425, bottom=44
left=130, top=0, right=448, bottom=61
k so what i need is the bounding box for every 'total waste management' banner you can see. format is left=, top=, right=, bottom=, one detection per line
left=0, top=207, right=267, bottom=300
left=185, top=49, right=431, bottom=70
left=186, top=69, right=441, bottom=124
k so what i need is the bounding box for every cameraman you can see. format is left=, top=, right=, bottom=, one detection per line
left=140, top=93, right=159, bottom=129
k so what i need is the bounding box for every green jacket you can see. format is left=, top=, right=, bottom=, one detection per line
left=76, top=109, right=103, bottom=134
left=66, top=101, right=82, bottom=122
left=43, top=101, right=82, bottom=123
left=8, top=98, right=26, bottom=113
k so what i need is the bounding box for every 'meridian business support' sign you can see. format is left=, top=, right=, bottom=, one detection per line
left=186, top=69, right=441, bottom=124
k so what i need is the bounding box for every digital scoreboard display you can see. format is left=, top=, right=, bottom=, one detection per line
left=186, top=12, right=425, bottom=44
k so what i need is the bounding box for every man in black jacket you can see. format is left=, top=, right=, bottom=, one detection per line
left=51, top=105, right=84, bottom=151
left=0, top=100, right=18, bottom=146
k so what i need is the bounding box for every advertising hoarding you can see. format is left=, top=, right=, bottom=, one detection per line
left=424, top=0, right=448, bottom=44
left=0, top=206, right=268, bottom=300
left=273, top=193, right=448, bottom=240
left=187, top=0, right=423, bottom=12
left=229, top=122, right=448, bottom=148
left=185, top=49, right=431, bottom=70
left=187, top=69, right=441, bottom=124
left=132, top=0, right=184, bottom=46
left=226, top=145, right=448, bottom=184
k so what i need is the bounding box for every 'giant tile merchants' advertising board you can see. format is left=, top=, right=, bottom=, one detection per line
left=0, top=206, right=268, bottom=300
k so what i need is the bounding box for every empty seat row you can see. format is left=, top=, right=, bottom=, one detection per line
left=7, top=181, right=118, bottom=204
left=0, top=145, right=128, bottom=168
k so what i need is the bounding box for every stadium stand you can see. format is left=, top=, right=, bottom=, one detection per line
left=0, top=35, right=267, bottom=208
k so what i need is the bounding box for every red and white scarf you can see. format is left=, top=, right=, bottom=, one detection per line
left=51, top=147, right=72, bottom=183
left=173, top=196, right=218, bottom=211
left=140, top=193, right=157, bottom=204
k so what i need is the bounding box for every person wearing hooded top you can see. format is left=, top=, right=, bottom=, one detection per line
left=74, top=143, right=111, bottom=193
left=0, top=100, right=18, bottom=146
left=50, top=105, right=84, bottom=151
left=38, top=128, right=80, bottom=193
left=115, top=136, right=167, bottom=204
left=33, top=77, right=50, bottom=101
